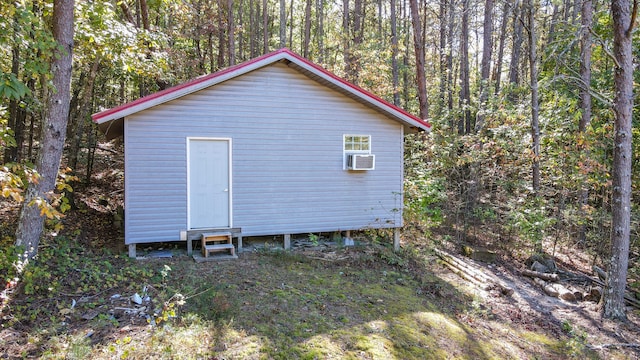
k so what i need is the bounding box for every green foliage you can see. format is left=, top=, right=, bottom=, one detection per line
left=0, top=73, right=30, bottom=100
left=507, top=196, right=557, bottom=253
left=308, top=233, right=319, bottom=246
left=6, top=235, right=155, bottom=326
left=0, top=243, right=21, bottom=284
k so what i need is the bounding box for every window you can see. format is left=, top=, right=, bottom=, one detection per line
left=344, top=135, right=370, bottom=153
left=343, top=135, right=372, bottom=169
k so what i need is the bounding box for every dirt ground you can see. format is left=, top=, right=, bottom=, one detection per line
left=433, top=246, right=640, bottom=358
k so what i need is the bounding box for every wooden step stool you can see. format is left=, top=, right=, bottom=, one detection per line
left=201, top=232, right=235, bottom=258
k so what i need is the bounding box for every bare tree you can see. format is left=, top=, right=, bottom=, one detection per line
left=15, top=0, right=75, bottom=261
left=604, top=0, right=635, bottom=321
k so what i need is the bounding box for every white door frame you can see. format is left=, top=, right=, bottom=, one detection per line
left=186, top=137, right=233, bottom=230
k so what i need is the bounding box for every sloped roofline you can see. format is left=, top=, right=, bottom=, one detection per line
left=91, top=48, right=431, bottom=132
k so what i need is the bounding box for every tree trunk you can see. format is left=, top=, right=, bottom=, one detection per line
left=377, top=0, right=383, bottom=40
left=303, top=0, right=312, bottom=57
left=68, top=56, right=101, bottom=173
left=476, top=0, right=493, bottom=132
left=438, top=0, right=447, bottom=110
left=547, top=3, right=560, bottom=44
left=509, top=0, right=524, bottom=85
left=604, top=0, right=634, bottom=321
left=316, top=0, right=324, bottom=63
left=288, top=0, right=294, bottom=48
left=409, top=0, right=429, bottom=120
left=279, top=0, right=286, bottom=48
left=447, top=0, right=454, bottom=112
left=402, top=0, right=410, bottom=109
left=4, top=44, right=21, bottom=163
left=15, top=0, right=74, bottom=262
left=391, top=0, right=400, bottom=106
left=263, top=0, right=269, bottom=52
left=343, top=0, right=350, bottom=77
left=493, top=0, right=509, bottom=95
left=577, top=0, right=593, bottom=245
left=459, top=0, right=471, bottom=133
left=228, top=0, right=236, bottom=65
left=250, top=0, right=256, bottom=57
left=528, top=0, right=540, bottom=193
left=238, top=0, right=244, bottom=60
left=217, top=0, right=226, bottom=68
left=139, top=0, right=150, bottom=30
left=347, top=0, right=364, bottom=83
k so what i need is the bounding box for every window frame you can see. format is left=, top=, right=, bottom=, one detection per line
left=343, top=134, right=372, bottom=169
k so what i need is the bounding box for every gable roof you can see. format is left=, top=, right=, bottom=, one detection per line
left=92, top=48, right=431, bottom=139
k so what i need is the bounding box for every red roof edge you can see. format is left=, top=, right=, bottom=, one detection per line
left=92, top=48, right=431, bottom=130
left=282, top=49, right=431, bottom=130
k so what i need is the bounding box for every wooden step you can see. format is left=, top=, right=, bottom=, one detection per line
left=201, top=232, right=235, bottom=258
left=204, top=243, right=234, bottom=251
left=202, top=231, right=232, bottom=238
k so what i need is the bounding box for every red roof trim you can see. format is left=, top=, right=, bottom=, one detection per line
left=282, top=50, right=431, bottom=129
left=92, top=48, right=431, bottom=130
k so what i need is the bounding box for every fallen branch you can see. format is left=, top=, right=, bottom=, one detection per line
left=521, top=269, right=559, bottom=282
left=96, top=144, right=120, bottom=154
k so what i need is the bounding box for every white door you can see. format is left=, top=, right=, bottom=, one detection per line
left=188, top=139, right=230, bottom=229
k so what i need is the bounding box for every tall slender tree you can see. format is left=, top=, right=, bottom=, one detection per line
left=263, top=0, right=269, bottom=52
left=391, top=0, right=400, bottom=106
left=438, top=0, right=448, bottom=110
left=604, top=0, right=634, bottom=321
left=528, top=0, right=540, bottom=193
left=15, top=0, right=75, bottom=261
left=228, top=0, right=236, bottom=65
left=459, top=0, right=471, bottom=133
left=577, top=0, right=593, bottom=245
left=476, top=0, right=493, bottom=131
left=279, top=0, right=286, bottom=48
left=509, top=0, right=524, bottom=85
left=409, top=0, right=429, bottom=120
left=303, top=0, right=312, bottom=57
left=493, top=0, right=509, bottom=94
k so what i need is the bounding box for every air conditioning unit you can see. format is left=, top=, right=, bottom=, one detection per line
left=348, top=154, right=375, bottom=170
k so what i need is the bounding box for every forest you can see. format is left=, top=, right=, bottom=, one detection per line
left=0, top=0, right=639, bottom=358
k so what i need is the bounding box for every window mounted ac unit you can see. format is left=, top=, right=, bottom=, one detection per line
left=348, top=154, right=375, bottom=170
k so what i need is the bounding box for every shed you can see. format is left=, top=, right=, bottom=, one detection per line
left=92, top=49, right=431, bottom=258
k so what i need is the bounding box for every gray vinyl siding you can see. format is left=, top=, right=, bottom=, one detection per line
left=123, top=63, right=404, bottom=244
